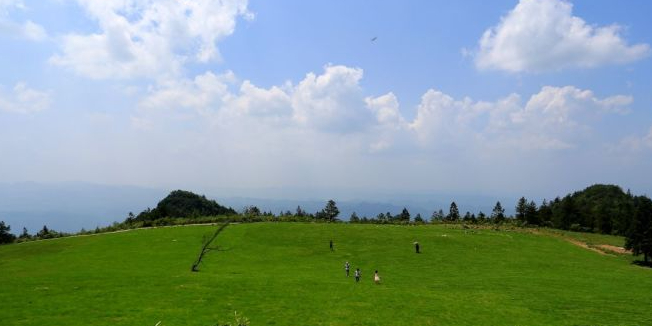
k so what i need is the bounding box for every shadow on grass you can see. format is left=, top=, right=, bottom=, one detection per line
left=632, top=260, right=652, bottom=268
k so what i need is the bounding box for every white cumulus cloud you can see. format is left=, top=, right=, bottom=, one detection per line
left=50, top=0, right=251, bottom=80
left=137, top=65, right=378, bottom=133
left=0, top=82, right=51, bottom=114
left=475, top=0, right=650, bottom=72
left=410, top=85, right=632, bottom=150
left=134, top=63, right=633, bottom=157
left=291, top=65, right=372, bottom=132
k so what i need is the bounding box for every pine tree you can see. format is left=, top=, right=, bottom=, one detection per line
left=525, top=200, right=539, bottom=225
left=463, top=211, right=472, bottom=222
left=515, top=197, right=527, bottom=223
left=399, top=208, right=411, bottom=222
left=477, top=211, right=486, bottom=224
left=0, top=221, right=16, bottom=244
left=538, top=199, right=553, bottom=226
left=448, top=202, right=460, bottom=222
left=19, top=227, right=30, bottom=239
left=491, top=201, right=505, bottom=223
left=625, top=196, right=652, bottom=263
left=322, top=200, right=340, bottom=222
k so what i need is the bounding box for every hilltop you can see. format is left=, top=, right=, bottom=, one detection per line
left=1, top=223, right=651, bottom=325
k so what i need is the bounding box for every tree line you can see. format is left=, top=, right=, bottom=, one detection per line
left=1, top=184, right=650, bottom=264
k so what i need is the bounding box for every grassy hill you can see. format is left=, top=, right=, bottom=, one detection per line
left=1, top=223, right=651, bottom=325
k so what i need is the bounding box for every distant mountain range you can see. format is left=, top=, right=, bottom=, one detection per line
left=0, top=182, right=513, bottom=234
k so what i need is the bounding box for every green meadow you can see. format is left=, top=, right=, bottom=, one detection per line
left=1, top=223, right=651, bottom=325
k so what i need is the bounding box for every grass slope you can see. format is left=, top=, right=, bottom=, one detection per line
left=1, top=223, right=651, bottom=325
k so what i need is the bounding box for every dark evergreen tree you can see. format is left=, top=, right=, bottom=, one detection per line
left=399, top=208, right=411, bottom=222
left=625, top=196, right=652, bottom=263
left=491, top=201, right=505, bottom=223
left=525, top=200, right=539, bottom=225
left=243, top=206, right=261, bottom=216
left=0, top=221, right=16, bottom=244
left=295, top=206, right=306, bottom=217
left=19, top=227, right=30, bottom=239
left=36, top=225, right=54, bottom=239
left=463, top=211, right=472, bottom=222
left=447, top=202, right=460, bottom=222
left=414, top=213, right=424, bottom=223
left=515, top=197, right=528, bottom=223
left=477, top=211, right=487, bottom=224
left=322, top=200, right=340, bottom=222
left=538, top=199, right=553, bottom=226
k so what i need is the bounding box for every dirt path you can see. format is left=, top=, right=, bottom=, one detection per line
left=597, top=244, right=631, bottom=254
left=564, top=238, right=613, bottom=256
left=520, top=228, right=627, bottom=256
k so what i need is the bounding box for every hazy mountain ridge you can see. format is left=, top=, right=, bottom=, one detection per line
left=0, top=182, right=511, bottom=234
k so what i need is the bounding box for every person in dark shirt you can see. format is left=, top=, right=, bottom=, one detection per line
left=354, top=268, right=361, bottom=282
left=330, top=239, right=333, bottom=251
left=415, top=241, right=420, bottom=253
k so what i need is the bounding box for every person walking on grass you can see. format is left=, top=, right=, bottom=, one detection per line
left=374, top=270, right=381, bottom=284
left=330, top=239, right=334, bottom=251
left=414, top=241, right=420, bottom=254
left=355, top=268, right=361, bottom=282
left=345, top=261, right=350, bottom=277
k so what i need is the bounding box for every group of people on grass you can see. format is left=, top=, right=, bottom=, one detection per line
left=344, top=261, right=380, bottom=284
left=332, top=239, right=421, bottom=285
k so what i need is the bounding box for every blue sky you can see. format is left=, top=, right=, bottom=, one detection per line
left=1, top=0, right=651, bottom=201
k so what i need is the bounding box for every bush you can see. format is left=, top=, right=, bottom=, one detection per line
left=569, top=223, right=582, bottom=232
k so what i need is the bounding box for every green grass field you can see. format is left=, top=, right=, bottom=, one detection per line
left=1, top=223, right=651, bottom=325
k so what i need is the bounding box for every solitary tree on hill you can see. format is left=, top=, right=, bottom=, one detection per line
left=447, top=202, right=460, bottom=221
left=321, top=200, right=340, bottom=222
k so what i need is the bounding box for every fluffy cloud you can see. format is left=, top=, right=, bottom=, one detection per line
left=50, top=0, right=251, bottom=79
left=137, top=65, right=376, bottom=133
left=476, top=0, right=650, bottom=72
left=291, top=65, right=372, bottom=132
left=139, top=71, right=236, bottom=113
left=136, top=61, right=634, bottom=156
left=0, top=0, right=47, bottom=41
left=0, top=82, right=51, bottom=113
left=410, top=85, right=632, bottom=150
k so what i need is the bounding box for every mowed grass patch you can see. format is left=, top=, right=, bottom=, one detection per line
left=1, top=223, right=651, bottom=325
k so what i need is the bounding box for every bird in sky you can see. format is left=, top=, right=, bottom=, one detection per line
left=371, top=36, right=377, bottom=42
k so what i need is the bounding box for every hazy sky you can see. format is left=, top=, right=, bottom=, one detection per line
left=1, top=0, right=651, bottom=200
